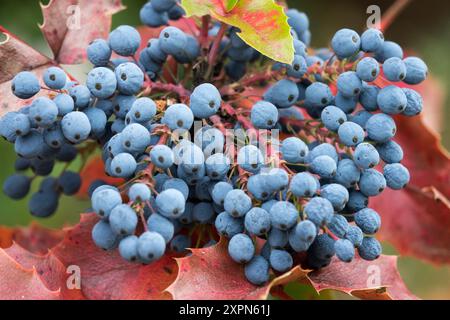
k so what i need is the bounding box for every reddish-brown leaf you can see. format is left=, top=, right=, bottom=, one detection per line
left=39, top=0, right=125, bottom=64
left=77, top=156, right=123, bottom=199
left=51, top=213, right=178, bottom=300
left=370, top=77, right=450, bottom=264
left=0, top=27, right=55, bottom=117
left=0, top=249, right=59, bottom=300
left=305, top=254, right=418, bottom=300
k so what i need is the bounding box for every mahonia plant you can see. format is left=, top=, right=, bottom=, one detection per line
left=0, top=0, right=447, bottom=300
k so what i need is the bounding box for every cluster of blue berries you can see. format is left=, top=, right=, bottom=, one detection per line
left=1, top=2, right=428, bottom=287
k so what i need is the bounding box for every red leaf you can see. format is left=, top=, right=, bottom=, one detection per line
left=305, top=254, right=418, bottom=300
left=0, top=249, right=59, bottom=300
left=51, top=213, right=178, bottom=299
left=0, top=26, right=55, bottom=117
left=77, top=156, right=123, bottom=199
left=370, top=77, right=450, bottom=264
left=4, top=244, right=85, bottom=299
left=167, top=237, right=310, bottom=300
left=39, top=0, right=125, bottom=64
left=0, top=223, right=64, bottom=255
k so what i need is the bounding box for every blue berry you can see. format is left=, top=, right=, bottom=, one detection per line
left=215, top=211, right=244, bottom=237
left=384, top=163, right=410, bottom=190
left=321, top=106, right=347, bottom=132
left=270, top=249, right=293, bottom=272
left=375, top=41, right=403, bottom=62
left=147, top=213, right=174, bottom=243
left=251, top=101, right=278, bottom=129
left=245, top=207, right=271, bottom=236
left=361, top=28, right=384, bottom=52
left=111, top=153, right=137, bottom=178
left=128, top=97, right=157, bottom=124
left=304, top=197, right=334, bottom=227
left=320, top=184, right=349, bottom=211
left=308, top=234, right=335, bottom=260
left=205, top=153, right=230, bottom=180
left=305, top=82, right=333, bottom=107
left=69, top=85, right=91, bottom=109
left=335, top=92, right=358, bottom=113
left=156, top=188, right=185, bottom=218
left=92, top=220, right=120, bottom=250
left=14, top=158, right=31, bottom=171
left=337, top=71, right=362, bottom=97
left=289, top=172, right=319, bottom=197
left=14, top=130, right=44, bottom=159
left=43, top=67, right=66, bottom=89
left=331, top=28, right=361, bottom=59
left=190, top=83, right=221, bottom=118
left=269, top=201, right=298, bottom=230
left=87, top=39, right=112, bottom=66
left=359, top=169, right=386, bottom=197
left=162, top=103, right=194, bottom=130
left=29, top=97, right=59, bottom=128
left=403, top=57, right=428, bottom=85
left=151, top=0, right=177, bottom=12
left=359, top=84, right=379, bottom=112
left=345, top=225, right=364, bottom=247
left=356, top=57, right=380, bottom=82
left=29, top=190, right=60, bottom=218
left=376, top=140, right=403, bottom=164
left=287, top=54, right=307, bottom=78
left=244, top=256, right=269, bottom=285
left=58, top=171, right=81, bottom=195
left=308, top=143, right=339, bottom=164
left=84, top=107, right=107, bottom=137
left=121, top=123, right=150, bottom=153
left=53, top=93, right=74, bottom=116
left=383, top=57, right=406, bottom=82
left=11, top=71, right=40, bottom=99
left=268, top=229, right=288, bottom=248
left=7, top=112, right=31, bottom=137
left=211, top=182, right=233, bottom=206
left=310, top=155, right=337, bottom=178
left=61, top=111, right=92, bottom=143
left=263, top=79, right=299, bottom=108
left=328, top=214, right=349, bottom=238
left=159, top=26, right=187, bottom=56
left=119, top=235, right=139, bottom=262
left=402, top=88, right=423, bottom=116
left=170, top=234, right=191, bottom=253
left=224, top=189, right=252, bottom=218
left=338, top=121, right=365, bottom=146
left=108, top=25, right=141, bottom=57
left=150, top=145, right=174, bottom=169
left=237, top=145, right=263, bottom=173
left=109, top=204, right=138, bottom=235
left=115, top=62, right=144, bottom=95
left=129, top=183, right=151, bottom=202
left=281, top=137, right=308, bottom=163
left=377, top=85, right=407, bottom=115
left=366, top=113, right=396, bottom=142
left=332, top=158, right=356, bottom=188
left=168, top=3, right=185, bottom=20
left=346, top=190, right=369, bottom=213
left=358, top=237, right=381, bottom=260
left=87, top=67, right=117, bottom=99
left=334, top=239, right=355, bottom=262
left=3, top=174, right=31, bottom=200
left=289, top=220, right=317, bottom=252
left=193, top=202, right=215, bottom=224
left=286, top=9, right=309, bottom=36
left=228, top=233, right=255, bottom=263
left=163, top=178, right=189, bottom=200
left=355, top=208, right=381, bottom=234
left=349, top=110, right=372, bottom=128
left=137, top=231, right=166, bottom=263
left=140, top=2, right=169, bottom=27
left=354, top=142, right=380, bottom=169
left=178, top=202, right=194, bottom=224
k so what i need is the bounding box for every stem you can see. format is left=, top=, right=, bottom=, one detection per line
left=200, top=15, right=210, bottom=53
left=148, top=81, right=191, bottom=99
left=380, top=0, right=413, bottom=32
left=139, top=208, right=149, bottom=232
left=205, top=23, right=228, bottom=80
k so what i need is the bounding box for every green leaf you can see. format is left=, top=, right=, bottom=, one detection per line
left=181, top=0, right=294, bottom=64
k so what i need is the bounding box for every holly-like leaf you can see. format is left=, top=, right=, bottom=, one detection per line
left=77, top=156, right=124, bottom=199
left=0, top=249, right=60, bottom=300
left=50, top=213, right=178, bottom=299
left=0, top=26, right=55, bottom=117
left=225, top=0, right=239, bottom=12
left=181, top=0, right=294, bottom=63
left=167, top=237, right=310, bottom=300
left=305, top=255, right=418, bottom=300
left=39, top=0, right=125, bottom=64
left=370, top=77, right=450, bottom=265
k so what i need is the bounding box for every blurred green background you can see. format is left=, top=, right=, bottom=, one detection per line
left=0, top=0, right=448, bottom=299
